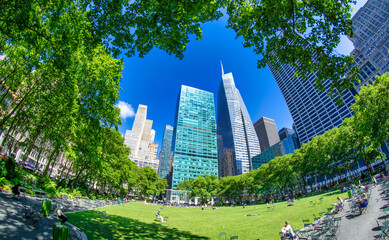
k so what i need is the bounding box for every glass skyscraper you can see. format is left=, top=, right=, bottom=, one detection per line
left=171, top=85, right=218, bottom=189
left=268, top=58, right=356, bottom=144
left=217, top=71, right=261, bottom=177
left=158, top=125, right=173, bottom=179
left=348, top=0, right=389, bottom=92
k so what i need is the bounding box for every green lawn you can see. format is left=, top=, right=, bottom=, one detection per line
left=67, top=191, right=348, bottom=240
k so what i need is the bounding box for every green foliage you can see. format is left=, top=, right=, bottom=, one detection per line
left=0, top=157, right=6, bottom=177
left=0, top=177, right=10, bottom=188
left=26, top=189, right=36, bottom=195
left=71, top=188, right=84, bottom=197
left=23, top=173, right=38, bottom=187
left=4, top=156, right=19, bottom=181
left=224, top=0, right=358, bottom=98
left=42, top=178, right=57, bottom=194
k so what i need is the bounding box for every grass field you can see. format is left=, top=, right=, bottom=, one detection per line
left=67, top=191, right=348, bottom=240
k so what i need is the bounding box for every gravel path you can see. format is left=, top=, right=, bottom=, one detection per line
left=0, top=191, right=112, bottom=240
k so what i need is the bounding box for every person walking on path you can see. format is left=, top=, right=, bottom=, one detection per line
left=373, top=176, right=377, bottom=187
left=358, top=193, right=368, bottom=215
left=12, top=184, right=21, bottom=200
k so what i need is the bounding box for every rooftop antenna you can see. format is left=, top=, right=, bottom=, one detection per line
left=220, top=60, right=224, bottom=75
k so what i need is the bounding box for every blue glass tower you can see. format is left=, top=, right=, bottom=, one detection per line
left=158, top=125, right=173, bottom=179
left=171, top=85, right=218, bottom=189
left=217, top=69, right=261, bottom=177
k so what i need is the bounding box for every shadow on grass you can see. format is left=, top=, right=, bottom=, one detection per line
left=67, top=210, right=210, bottom=240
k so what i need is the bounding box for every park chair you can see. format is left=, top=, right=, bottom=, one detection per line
left=296, top=229, right=309, bottom=239
left=376, top=218, right=389, bottom=239
left=319, top=198, right=324, bottom=204
left=219, top=232, right=228, bottom=240
left=230, top=236, right=238, bottom=240
left=302, top=219, right=311, bottom=228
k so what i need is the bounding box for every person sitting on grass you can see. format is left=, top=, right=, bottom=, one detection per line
left=55, top=206, right=68, bottom=223
left=281, top=220, right=297, bottom=239
left=12, top=183, right=21, bottom=200
left=358, top=193, right=368, bottom=215
left=156, top=209, right=164, bottom=223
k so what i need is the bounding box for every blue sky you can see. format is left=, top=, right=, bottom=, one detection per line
left=117, top=0, right=367, bottom=152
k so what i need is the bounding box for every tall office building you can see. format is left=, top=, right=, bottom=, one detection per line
left=268, top=49, right=356, bottom=144
left=348, top=0, right=389, bottom=92
left=124, top=104, right=159, bottom=172
left=170, top=85, right=218, bottom=189
left=251, top=131, right=299, bottom=169
left=158, top=125, right=174, bottom=179
left=253, top=117, right=280, bottom=152
left=217, top=70, right=261, bottom=177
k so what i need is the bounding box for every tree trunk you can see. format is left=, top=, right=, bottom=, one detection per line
left=72, top=165, right=87, bottom=187
left=59, top=158, right=69, bottom=178
left=49, top=153, right=59, bottom=176
left=18, top=130, right=41, bottom=171
left=65, top=161, right=74, bottom=180
left=43, top=146, right=59, bottom=175
left=34, top=146, right=44, bottom=171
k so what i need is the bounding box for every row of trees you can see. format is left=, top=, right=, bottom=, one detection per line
left=179, top=73, right=389, bottom=203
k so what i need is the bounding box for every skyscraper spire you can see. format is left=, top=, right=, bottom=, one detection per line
left=220, top=60, right=224, bottom=75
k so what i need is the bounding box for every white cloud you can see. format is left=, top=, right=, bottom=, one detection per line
left=116, top=101, right=136, bottom=119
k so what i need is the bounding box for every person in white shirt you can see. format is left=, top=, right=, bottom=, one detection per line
left=281, top=220, right=296, bottom=239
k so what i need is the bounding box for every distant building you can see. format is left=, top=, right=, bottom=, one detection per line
left=158, top=125, right=173, bottom=179
left=253, top=117, right=280, bottom=151
left=170, top=85, right=218, bottom=189
left=278, top=127, right=294, bottom=141
left=124, top=104, right=159, bottom=172
left=217, top=68, right=261, bottom=177
left=348, top=0, right=389, bottom=92
left=252, top=132, right=300, bottom=169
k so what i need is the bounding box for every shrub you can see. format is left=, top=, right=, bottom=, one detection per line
left=71, top=188, right=83, bottom=197
left=4, top=156, right=20, bottom=181
left=24, top=173, right=38, bottom=187
left=26, top=189, right=35, bottom=195
left=0, top=157, right=6, bottom=177
left=42, top=178, right=57, bottom=194
left=0, top=177, right=10, bottom=187
left=2, top=185, right=11, bottom=191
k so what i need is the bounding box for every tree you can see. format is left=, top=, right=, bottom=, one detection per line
left=224, top=0, right=359, bottom=97
left=1, top=0, right=359, bottom=97
left=352, top=72, right=389, bottom=150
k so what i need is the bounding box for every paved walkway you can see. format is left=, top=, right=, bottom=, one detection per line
left=0, top=190, right=110, bottom=240
left=337, top=177, right=389, bottom=239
